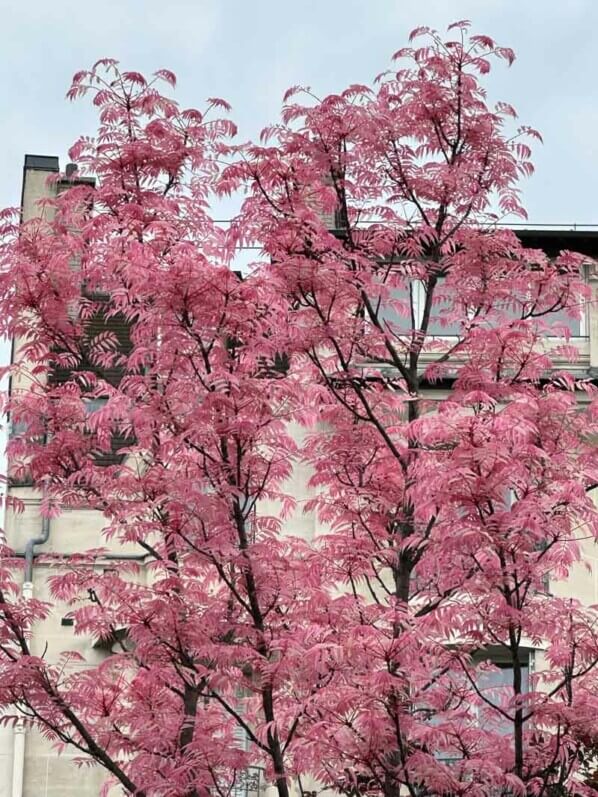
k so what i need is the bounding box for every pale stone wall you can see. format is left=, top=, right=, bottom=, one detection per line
left=1, top=158, right=142, bottom=797
left=3, top=155, right=598, bottom=797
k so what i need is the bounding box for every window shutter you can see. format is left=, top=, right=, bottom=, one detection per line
left=49, top=294, right=134, bottom=466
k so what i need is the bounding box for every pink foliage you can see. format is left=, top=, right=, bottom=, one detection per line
left=225, top=20, right=598, bottom=797
left=0, top=22, right=597, bottom=797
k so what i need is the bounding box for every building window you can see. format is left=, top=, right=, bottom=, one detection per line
left=377, top=274, right=588, bottom=339
left=474, top=651, right=530, bottom=736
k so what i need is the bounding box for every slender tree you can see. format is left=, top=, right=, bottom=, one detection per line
left=0, top=63, right=324, bottom=797
left=228, top=21, right=598, bottom=796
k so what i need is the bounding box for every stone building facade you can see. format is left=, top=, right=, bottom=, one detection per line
left=1, top=154, right=597, bottom=797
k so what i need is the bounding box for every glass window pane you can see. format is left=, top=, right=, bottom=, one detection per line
left=477, top=662, right=529, bottom=736
left=378, top=283, right=418, bottom=335
left=542, top=305, right=583, bottom=337
left=424, top=278, right=462, bottom=337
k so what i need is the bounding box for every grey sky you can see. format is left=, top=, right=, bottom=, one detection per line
left=0, top=0, right=597, bottom=225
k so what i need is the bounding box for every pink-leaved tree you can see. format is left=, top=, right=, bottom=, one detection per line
left=226, top=20, right=598, bottom=797
left=0, top=62, right=328, bottom=797
left=0, top=20, right=597, bottom=797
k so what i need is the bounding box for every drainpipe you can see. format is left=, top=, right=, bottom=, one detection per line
left=13, top=509, right=50, bottom=797
left=11, top=508, right=146, bottom=797
left=24, top=512, right=50, bottom=584
left=11, top=581, right=33, bottom=797
left=11, top=718, right=26, bottom=797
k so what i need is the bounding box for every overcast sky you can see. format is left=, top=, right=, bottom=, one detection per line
left=0, top=0, right=597, bottom=226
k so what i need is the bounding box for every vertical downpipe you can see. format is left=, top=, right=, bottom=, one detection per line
left=11, top=718, right=26, bottom=797
left=11, top=580, right=34, bottom=797
left=14, top=507, right=50, bottom=797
